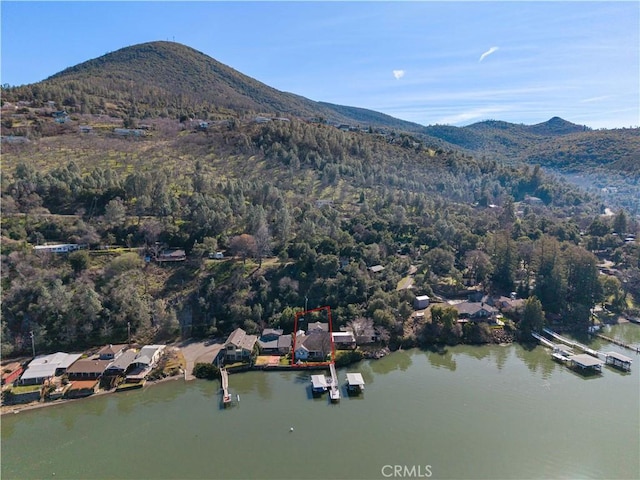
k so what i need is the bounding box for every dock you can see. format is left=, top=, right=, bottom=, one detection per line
left=532, top=332, right=555, bottom=349
left=604, top=351, right=633, bottom=371
left=220, top=368, right=231, bottom=406
left=567, top=353, right=604, bottom=373
left=346, top=372, right=365, bottom=394
left=542, top=328, right=601, bottom=358
left=328, top=363, right=340, bottom=402
left=593, top=333, right=640, bottom=354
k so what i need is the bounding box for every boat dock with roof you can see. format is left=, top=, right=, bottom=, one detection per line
left=346, top=372, right=365, bottom=394
left=604, top=351, right=633, bottom=371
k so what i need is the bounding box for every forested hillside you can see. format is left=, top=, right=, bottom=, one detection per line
left=1, top=41, right=638, bottom=358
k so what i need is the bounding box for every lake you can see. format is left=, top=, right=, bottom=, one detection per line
left=2, top=326, right=639, bottom=479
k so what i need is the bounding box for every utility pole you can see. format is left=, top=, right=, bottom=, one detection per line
left=30, top=330, right=35, bottom=358
left=127, top=322, right=131, bottom=346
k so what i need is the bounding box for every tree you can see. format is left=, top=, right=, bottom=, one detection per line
left=463, top=249, right=493, bottom=285
left=254, top=223, right=272, bottom=267
left=229, top=234, right=257, bottom=264
left=519, top=296, right=545, bottom=338
left=104, top=197, right=126, bottom=226
left=68, top=250, right=90, bottom=274
left=613, top=210, right=628, bottom=234
left=425, top=248, right=455, bottom=276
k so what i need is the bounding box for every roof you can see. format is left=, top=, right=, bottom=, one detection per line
left=369, top=265, right=385, bottom=273
left=605, top=351, right=633, bottom=363
left=332, top=332, right=355, bottom=343
left=569, top=354, right=605, bottom=368
left=311, top=375, right=329, bottom=389
left=66, top=359, right=112, bottom=375
left=97, top=344, right=127, bottom=356
left=297, top=332, right=331, bottom=353
left=454, top=302, right=498, bottom=317
left=415, top=295, right=430, bottom=301
left=261, top=328, right=283, bottom=337
left=21, top=352, right=82, bottom=381
left=105, top=349, right=138, bottom=371
left=277, top=335, right=292, bottom=349
left=68, top=379, right=99, bottom=390
left=225, top=328, right=258, bottom=351
left=307, top=321, right=328, bottom=332
left=136, top=344, right=165, bottom=360
left=346, top=372, right=365, bottom=386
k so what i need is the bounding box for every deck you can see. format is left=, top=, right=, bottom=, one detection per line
left=220, top=368, right=231, bottom=405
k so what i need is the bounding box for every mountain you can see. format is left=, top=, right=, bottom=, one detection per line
left=8, top=41, right=426, bottom=133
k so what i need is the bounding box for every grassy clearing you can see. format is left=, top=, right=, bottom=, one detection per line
left=10, top=384, right=41, bottom=394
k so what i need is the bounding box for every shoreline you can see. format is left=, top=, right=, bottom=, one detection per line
left=1, top=373, right=184, bottom=416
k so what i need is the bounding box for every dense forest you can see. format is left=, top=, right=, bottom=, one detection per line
left=1, top=42, right=638, bottom=358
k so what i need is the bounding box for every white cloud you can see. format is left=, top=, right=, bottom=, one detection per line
left=392, top=69, right=405, bottom=80
left=479, top=46, right=499, bottom=62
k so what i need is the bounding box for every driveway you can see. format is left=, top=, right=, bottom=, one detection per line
left=175, top=339, right=224, bottom=380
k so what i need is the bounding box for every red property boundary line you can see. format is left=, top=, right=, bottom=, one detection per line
left=291, top=305, right=336, bottom=367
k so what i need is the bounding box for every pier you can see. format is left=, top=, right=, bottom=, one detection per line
left=593, top=333, right=640, bottom=354
left=328, top=363, right=340, bottom=402
left=542, top=328, right=601, bottom=358
left=531, top=332, right=555, bottom=349
left=220, top=368, right=231, bottom=406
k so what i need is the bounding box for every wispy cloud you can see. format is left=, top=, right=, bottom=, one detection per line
left=392, top=69, right=405, bottom=80
left=436, top=106, right=512, bottom=125
left=579, top=95, right=611, bottom=103
left=479, top=46, right=499, bottom=62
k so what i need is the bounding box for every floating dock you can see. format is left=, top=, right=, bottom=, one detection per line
left=311, top=374, right=329, bottom=395
left=593, top=333, right=640, bottom=354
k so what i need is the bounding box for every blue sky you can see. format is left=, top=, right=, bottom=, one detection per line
left=1, top=1, right=638, bottom=128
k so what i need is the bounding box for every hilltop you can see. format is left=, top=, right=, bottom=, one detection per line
left=3, top=41, right=427, bottom=133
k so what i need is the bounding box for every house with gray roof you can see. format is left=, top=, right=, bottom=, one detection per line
left=66, top=358, right=112, bottom=380
left=225, top=328, right=258, bottom=362
left=98, top=344, right=127, bottom=361
left=103, top=349, right=138, bottom=376
left=294, top=331, right=332, bottom=362
left=18, top=352, right=82, bottom=385
left=453, top=302, right=498, bottom=322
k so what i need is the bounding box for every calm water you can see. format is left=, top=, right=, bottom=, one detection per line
left=2, top=328, right=639, bottom=480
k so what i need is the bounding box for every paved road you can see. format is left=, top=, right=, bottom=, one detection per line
left=175, top=339, right=224, bottom=380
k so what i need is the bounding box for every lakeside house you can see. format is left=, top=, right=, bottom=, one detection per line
left=258, top=329, right=292, bottom=355
left=66, top=358, right=112, bottom=380
left=125, top=345, right=166, bottom=383
left=103, top=349, right=138, bottom=376
left=331, top=332, right=356, bottom=350
left=224, top=328, right=258, bottom=362
left=18, top=352, right=82, bottom=385
left=1, top=362, right=24, bottom=387
left=98, top=344, right=127, bottom=361
left=453, top=302, right=499, bottom=323
left=294, top=331, right=332, bottom=362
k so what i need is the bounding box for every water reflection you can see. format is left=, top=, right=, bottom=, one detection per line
left=423, top=346, right=457, bottom=371
left=369, top=349, right=412, bottom=374
left=514, top=344, right=557, bottom=379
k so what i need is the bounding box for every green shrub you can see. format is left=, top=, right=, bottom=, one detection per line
left=192, top=362, right=220, bottom=380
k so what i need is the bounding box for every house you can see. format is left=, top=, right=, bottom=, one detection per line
left=277, top=335, right=292, bottom=354
left=294, top=331, right=332, bottom=362
left=344, top=324, right=377, bottom=345
left=369, top=265, right=385, bottom=273
left=65, top=379, right=100, bottom=398
left=97, top=344, right=127, bottom=361
left=103, top=349, right=138, bottom=376
left=18, top=352, right=82, bottom=385
left=331, top=332, right=356, bottom=350
left=453, top=302, right=498, bottom=322
left=34, top=243, right=83, bottom=254
left=414, top=295, right=430, bottom=310
left=1, top=362, right=24, bottom=386
left=224, top=328, right=258, bottom=362
left=79, top=125, right=93, bottom=133
left=156, top=249, right=186, bottom=262
left=258, top=328, right=284, bottom=354
left=208, top=251, right=224, bottom=259
left=131, top=345, right=165, bottom=369
left=306, top=321, right=328, bottom=333
left=483, top=295, right=524, bottom=313
left=65, top=358, right=112, bottom=380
